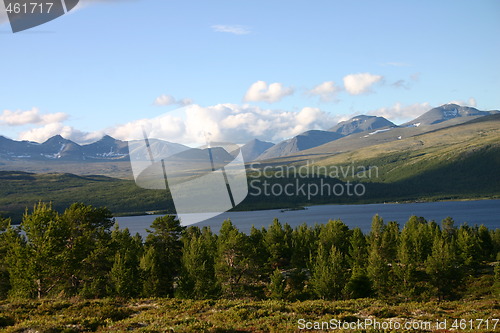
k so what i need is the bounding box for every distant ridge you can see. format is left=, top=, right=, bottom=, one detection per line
left=0, top=135, right=148, bottom=161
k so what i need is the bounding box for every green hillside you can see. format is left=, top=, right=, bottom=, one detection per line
left=240, top=115, right=500, bottom=207
left=0, top=172, right=173, bottom=223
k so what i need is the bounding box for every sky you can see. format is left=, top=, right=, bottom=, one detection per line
left=0, top=0, right=499, bottom=145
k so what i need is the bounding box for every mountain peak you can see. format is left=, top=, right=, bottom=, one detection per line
left=403, top=104, right=498, bottom=126
left=241, top=138, right=275, bottom=162
left=43, top=135, right=70, bottom=144
left=329, top=115, right=394, bottom=136
left=99, top=135, right=117, bottom=142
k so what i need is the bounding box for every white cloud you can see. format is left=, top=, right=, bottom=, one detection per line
left=447, top=97, right=477, bottom=107
left=153, top=94, right=193, bottom=106
left=368, top=102, right=432, bottom=124
left=105, top=104, right=341, bottom=145
left=244, top=81, right=294, bottom=103
left=211, top=25, right=251, bottom=35
left=153, top=94, right=176, bottom=106
left=0, top=108, right=68, bottom=126
left=18, top=104, right=331, bottom=144
left=307, top=81, right=341, bottom=102
left=18, top=122, right=102, bottom=143
left=12, top=103, right=342, bottom=145
left=178, top=98, right=193, bottom=106
left=343, top=73, right=383, bottom=95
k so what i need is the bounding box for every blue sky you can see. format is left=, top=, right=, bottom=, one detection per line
left=0, top=0, right=499, bottom=144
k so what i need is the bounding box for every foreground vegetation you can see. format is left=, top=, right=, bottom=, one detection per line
left=1, top=203, right=498, bottom=300
left=0, top=202, right=498, bottom=331
left=1, top=297, right=499, bottom=332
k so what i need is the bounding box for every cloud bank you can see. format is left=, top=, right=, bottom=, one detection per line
left=14, top=104, right=340, bottom=145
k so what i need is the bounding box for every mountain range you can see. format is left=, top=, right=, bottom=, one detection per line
left=0, top=134, right=130, bottom=161
left=0, top=104, right=498, bottom=165
left=249, top=104, right=498, bottom=161
left=1, top=104, right=499, bottom=221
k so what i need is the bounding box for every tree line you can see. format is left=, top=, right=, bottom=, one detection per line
left=0, top=202, right=498, bottom=301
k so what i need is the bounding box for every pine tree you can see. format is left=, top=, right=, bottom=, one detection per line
left=110, top=227, right=142, bottom=298
left=456, top=224, right=482, bottom=269
left=345, top=227, right=372, bottom=299
left=248, top=225, right=269, bottom=276
left=291, top=223, right=315, bottom=269
left=370, top=214, right=385, bottom=248
left=367, top=244, right=390, bottom=298
left=491, top=229, right=500, bottom=261
left=425, top=234, right=462, bottom=300
left=318, top=219, right=351, bottom=257
left=349, top=227, right=368, bottom=270
left=366, top=214, right=390, bottom=297
left=264, top=219, right=292, bottom=269
left=396, top=223, right=418, bottom=298
left=287, top=223, right=316, bottom=300
left=177, top=226, right=220, bottom=299
left=441, top=216, right=456, bottom=240
left=215, top=220, right=253, bottom=298
left=140, top=246, right=162, bottom=297
left=381, top=221, right=399, bottom=262
left=0, top=217, right=11, bottom=299
left=58, top=203, right=115, bottom=296
left=268, top=268, right=286, bottom=300
left=78, top=234, right=114, bottom=298
left=141, top=215, right=183, bottom=297
left=477, top=224, right=494, bottom=261
left=345, top=266, right=372, bottom=299
left=493, top=264, right=500, bottom=297
left=311, top=244, right=347, bottom=300
left=7, top=203, right=68, bottom=298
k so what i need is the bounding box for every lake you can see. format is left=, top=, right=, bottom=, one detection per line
left=115, top=199, right=500, bottom=236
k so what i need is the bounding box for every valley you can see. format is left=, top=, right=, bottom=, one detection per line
left=1, top=104, right=499, bottom=222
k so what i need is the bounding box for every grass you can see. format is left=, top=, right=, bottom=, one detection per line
left=0, top=297, right=498, bottom=332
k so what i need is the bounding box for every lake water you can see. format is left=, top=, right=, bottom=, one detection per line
left=115, top=199, right=500, bottom=236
